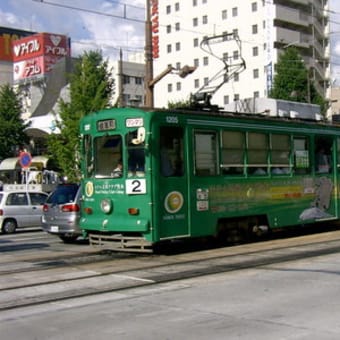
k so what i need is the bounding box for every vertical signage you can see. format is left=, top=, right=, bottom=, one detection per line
left=150, top=0, right=159, bottom=59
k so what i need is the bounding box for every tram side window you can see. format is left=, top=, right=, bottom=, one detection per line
left=221, top=130, right=245, bottom=175
left=271, top=134, right=290, bottom=175
left=194, top=131, right=218, bottom=176
left=293, top=137, right=310, bottom=174
left=315, top=136, right=332, bottom=174
left=247, top=132, right=268, bottom=175
left=94, top=135, right=122, bottom=178
left=160, top=126, right=184, bottom=177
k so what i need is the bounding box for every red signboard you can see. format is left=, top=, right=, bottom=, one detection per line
left=150, top=0, right=159, bottom=59
left=0, top=28, right=35, bottom=62
left=12, top=32, right=70, bottom=62
left=12, top=32, right=70, bottom=83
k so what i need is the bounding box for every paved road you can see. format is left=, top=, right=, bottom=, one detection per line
left=1, top=229, right=340, bottom=339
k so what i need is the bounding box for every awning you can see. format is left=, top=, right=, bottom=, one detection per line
left=0, top=156, right=50, bottom=171
left=31, top=156, right=49, bottom=168
left=0, top=157, right=20, bottom=170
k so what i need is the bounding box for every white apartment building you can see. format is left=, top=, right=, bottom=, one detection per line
left=111, top=58, right=145, bottom=107
left=153, top=0, right=330, bottom=109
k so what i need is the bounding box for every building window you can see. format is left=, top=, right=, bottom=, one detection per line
left=194, top=79, right=200, bottom=88
left=175, top=3, right=180, bottom=11
left=194, top=58, right=199, bottom=67
left=222, top=9, right=227, bottom=20
left=252, top=24, right=258, bottom=34
left=193, top=0, right=197, bottom=6
left=202, top=15, right=208, bottom=24
left=167, top=44, right=172, bottom=53
left=193, top=38, right=199, bottom=47
left=233, top=50, right=239, bottom=60
left=166, top=25, right=171, bottom=34
left=251, top=2, right=257, bottom=12
left=252, top=46, right=259, bottom=56
left=176, top=82, right=181, bottom=91
left=168, top=84, right=173, bottom=92
left=202, top=0, right=207, bottom=3
left=166, top=5, right=171, bottom=14
left=224, top=95, right=229, bottom=105
left=123, top=75, right=130, bottom=84
left=175, top=22, right=180, bottom=31
left=135, top=77, right=143, bottom=85
left=204, top=77, right=209, bottom=85
left=203, top=56, right=209, bottom=65
left=232, top=7, right=238, bottom=17
left=175, top=42, right=181, bottom=51
left=234, top=94, right=239, bottom=101
left=253, top=69, right=259, bottom=79
left=234, top=73, right=239, bottom=81
left=176, top=62, right=181, bottom=69
left=253, top=91, right=259, bottom=98
left=232, top=28, right=238, bottom=37
left=193, top=18, right=198, bottom=26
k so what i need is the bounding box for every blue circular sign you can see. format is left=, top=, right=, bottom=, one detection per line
left=19, top=152, right=32, bottom=168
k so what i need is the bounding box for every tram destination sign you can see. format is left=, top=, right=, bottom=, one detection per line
left=97, top=119, right=116, bottom=131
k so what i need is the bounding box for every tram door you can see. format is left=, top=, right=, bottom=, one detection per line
left=314, top=136, right=337, bottom=218
left=156, top=126, right=189, bottom=239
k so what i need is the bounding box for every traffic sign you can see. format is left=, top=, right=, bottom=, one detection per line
left=19, top=151, right=32, bottom=168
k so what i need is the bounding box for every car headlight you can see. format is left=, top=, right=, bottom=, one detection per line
left=100, top=198, right=112, bottom=214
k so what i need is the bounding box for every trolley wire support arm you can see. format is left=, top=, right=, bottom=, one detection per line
left=190, top=32, right=246, bottom=110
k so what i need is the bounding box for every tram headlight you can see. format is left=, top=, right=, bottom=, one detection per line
left=100, top=198, right=112, bottom=214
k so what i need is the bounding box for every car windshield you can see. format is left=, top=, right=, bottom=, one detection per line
left=47, top=185, right=79, bottom=205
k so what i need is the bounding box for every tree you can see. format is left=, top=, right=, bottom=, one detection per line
left=269, top=47, right=327, bottom=114
left=0, top=84, right=30, bottom=160
left=47, top=50, right=114, bottom=182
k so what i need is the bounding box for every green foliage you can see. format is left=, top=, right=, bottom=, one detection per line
left=0, top=84, right=30, bottom=160
left=269, top=47, right=327, bottom=114
left=168, top=99, right=192, bottom=109
left=47, top=50, right=114, bottom=182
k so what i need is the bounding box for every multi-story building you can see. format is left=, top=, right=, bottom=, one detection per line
left=152, top=0, right=330, bottom=109
left=111, top=53, right=145, bottom=107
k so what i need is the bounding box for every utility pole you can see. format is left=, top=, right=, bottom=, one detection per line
left=118, top=48, right=124, bottom=107
left=144, top=0, right=154, bottom=108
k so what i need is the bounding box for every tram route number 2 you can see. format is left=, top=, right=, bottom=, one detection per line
left=126, top=179, right=146, bottom=195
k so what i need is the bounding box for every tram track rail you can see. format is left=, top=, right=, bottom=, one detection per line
left=1, top=229, right=340, bottom=311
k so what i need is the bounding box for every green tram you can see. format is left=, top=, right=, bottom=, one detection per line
left=79, top=107, right=340, bottom=252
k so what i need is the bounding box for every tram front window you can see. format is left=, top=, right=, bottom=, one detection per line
left=93, top=135, right=123, bottom=178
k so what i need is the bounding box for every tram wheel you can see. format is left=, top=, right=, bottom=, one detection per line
left=59, top=235, right=79, bottom=243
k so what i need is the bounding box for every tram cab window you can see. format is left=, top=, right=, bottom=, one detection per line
left=93, top=135, right=123, bottom=178
left=126, top=129, right=145, bottom=177
left=159, top=126, right=184, bottom=177
left=83, top=134, right=94, bottom=177
left=315, top=136, right=332, bottom=174
left=247, top=132, right=268, bottom=175
left=194, top=131, right=218, bottom=176
left=221, top=130, right=245, bottom=175
left=293, top=137, right=310, bottom=174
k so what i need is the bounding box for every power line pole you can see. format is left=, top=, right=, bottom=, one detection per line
left=144, top=0, right=154, bottom=108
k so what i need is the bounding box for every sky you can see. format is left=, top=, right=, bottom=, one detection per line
left=0, top=0, right=146, bottom=62
left=1, top=0, right=340, bottom=82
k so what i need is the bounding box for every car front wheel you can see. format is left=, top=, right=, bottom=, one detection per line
left=2, top=219, right=17, bottom=233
